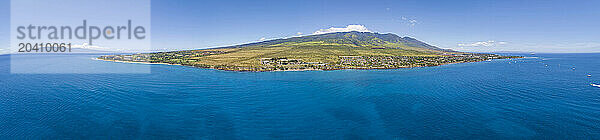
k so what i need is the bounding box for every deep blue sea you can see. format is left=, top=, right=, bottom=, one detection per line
left=0, top=53, right=599, bottom=139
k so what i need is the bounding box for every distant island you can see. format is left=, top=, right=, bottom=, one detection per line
left=98, top=31, right=521, bottom=72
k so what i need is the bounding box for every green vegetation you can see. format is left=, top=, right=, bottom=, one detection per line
left=98, top=31, right=520, bottom=71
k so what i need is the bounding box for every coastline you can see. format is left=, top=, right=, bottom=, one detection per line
left=93, top=58, right=182, bottom=66
left=94, top=57, right=519, bottom=72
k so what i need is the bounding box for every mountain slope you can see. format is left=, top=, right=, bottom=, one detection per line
left=223, top=31, right=448, bottom=51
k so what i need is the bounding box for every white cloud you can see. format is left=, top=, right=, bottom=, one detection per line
left=296, top=32, right=303, bottom=35
left=71, top=43, right=109, bottom=50
left=458, top=41, right=508, bottom=47
left=409, top=20, right=418, bottom=26
left=259, top=37, right=267, bottom=41
left=400, top=16, right=418, bottom=26
left=453, top=41, right=600, bottom=53
left=313, top=25, right=371, bottom=35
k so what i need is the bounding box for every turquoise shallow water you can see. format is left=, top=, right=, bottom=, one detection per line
left=0, top=53, right=599, bottom=139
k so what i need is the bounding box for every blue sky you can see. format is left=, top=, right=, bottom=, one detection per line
left=1, top=0, right=599, bottom=53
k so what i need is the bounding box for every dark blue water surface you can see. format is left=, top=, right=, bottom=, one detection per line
left=1, top=53, right=599, bottom=139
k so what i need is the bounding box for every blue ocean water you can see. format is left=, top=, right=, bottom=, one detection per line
left=0, top=53, right=599, bottom=139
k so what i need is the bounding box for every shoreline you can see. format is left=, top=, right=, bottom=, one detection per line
left=93, top=58, right=182, bottom=66
left=94, top=57, right=519, bottom=72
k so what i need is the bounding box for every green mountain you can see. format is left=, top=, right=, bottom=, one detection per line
left=224, top=31, right=450, bottom=51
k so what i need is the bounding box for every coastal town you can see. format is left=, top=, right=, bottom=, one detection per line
left=98, top=50, right=518, bottom=72
left=97, top=31, right=522, bottom=72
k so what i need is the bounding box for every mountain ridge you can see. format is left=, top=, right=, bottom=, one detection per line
left=220, top=31, right=450, bottom=52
